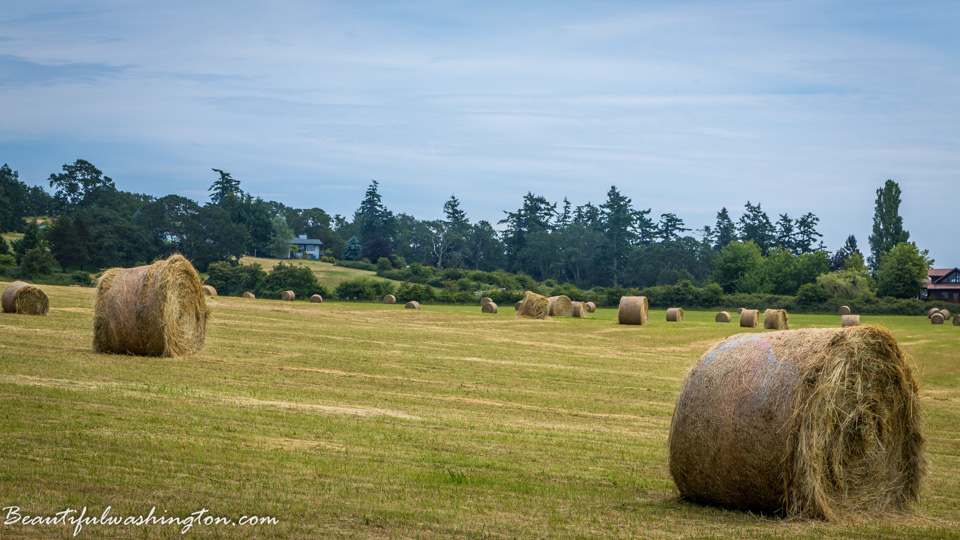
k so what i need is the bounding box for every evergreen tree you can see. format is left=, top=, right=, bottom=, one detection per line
left=0, top=164, right=28, bottom=232
left=656, top=213, right=690, bottom=242
left=599, top=186, right=638, bottom=286
left=738, top=201, right=775, bottom=254
left=830, top=235, right=860, bottom=271
left=794, top=212, right=823, bottom=254
left=774, top=213, right=795, bottom=251
left=0, top=236, right=10, bottom=255
left=868, top=179, right=910, bottom=272
left=714, top=207, right=737, bottom=250
left=48, top=215, right=86, bottom=272
left=12, top=220, right=44, bottom=264
left=342, top=236, right=362, bottom=261
left=209, top=169, right=242, bottom=204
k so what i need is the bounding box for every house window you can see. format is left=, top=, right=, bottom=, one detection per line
left=954, top=292, right=959, bottom=300
left=949, top=272, right=960, bottom=283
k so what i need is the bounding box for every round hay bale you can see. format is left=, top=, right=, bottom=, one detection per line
left=617, top=296, right=648, bottom=325
left=841, top=314, right=860, bottom=327
left=383, top=294, right=396, bottom=304
left=516, top=291, right=549, bottom=319
left=481, top=302, right=498, bottom=314
left=1, top=281, right=49, bottom=315
left=668, top=326, right=925, bottom=519
left=931, top=313, right=944, bottom=325
left=547, top=295, right=574, bottom=317
left=763, top=309, right=789, bottom=330
left=939, top=309, right=951, bottom=320
left=666, top=307, right=684, bottom=322
left=953, top=314, right=959, bottom=326
left=281, top=290, right=296, bottom=301
left=927, top=307, right=940, bottom=318
left=585, top=301, right=596, bottom=313
left=514, top=301, right=522, bottom=311
left=736, top=307, right=745, bottom=314
left=838, top=305, right=851, bottom=316
left=739, top=309, right=759, bottom=328
left=405, top=301, right=421, bottom=310
left=715, top=311, right=731, bottom=323
left=309, top=294, right=323, bottom=303
left=480, top=297, right=493, bottom=306
left=241, top=291, right=256, bottom=299
left=571, top=301, right=588, bottom=318
left=92, top=254, right=209, bottom=357
left=202, top=285, right=217, bottom=296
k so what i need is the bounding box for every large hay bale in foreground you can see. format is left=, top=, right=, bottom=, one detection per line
left=481, top=302, right=498, bottom=314
left=383, top=294, right=396, bottom=304
left=666, top=307, right=684, bottom=322
left=739, top=309, right=759, bottom=328
left=939, top=309, right=951, bottom=320
left=242, top=291, right=256, bottom=299
left=405, top=301, right=421, bottom=310
left=618, top=296, right=648, bottom=325
left=1, top=281, right=49, bottom=315
left=838, top=305, right=850, bottom=316
left=585, top=301, right=596, bottom=313
left=931, top=313, right=944, bottom=325
left=715, top=311, right=731, bottom=323
left=764, top=309, right=789, bottom=330
left=93, top=254, right=209, bottom=357
left=281, top=290, right=295, bottom=301
left=571, top=301, right=588, bottom=318
left=202, top=285, right=217, bottom=296
left=309, top=294, right=323, bottom=303
left=841, top=314, right=860, bottom=327
left=669, top=326, right=925, bottom=520
left=516, top=291, right=549, bottom=319
left=547, top=295, right=574, bottom=317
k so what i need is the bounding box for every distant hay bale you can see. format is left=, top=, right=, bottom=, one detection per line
left=764, top=309, right=789, bottom=330
left=715, top=311, right=731, bottom=323
left=516, top=291, right=549, bottom=319
left=514, top=301, right=522, bottom=311
left=739, top=309, right=759, bottom=328
left=585, top=301, right=596, bottom=313
left=309, top=294, right=323, bottom=303
left=841, top=314, right=860, bottom=327
left=953, top=314, right=959, bottom=326
left=617, top=296, right=648, bottom=325
left=241, top=291, right=256, bottom=299
left=838, top=305, right=851, bottom=316
left=571, top=301, right=588, bottom=318
left=481, top=302, right=498, bottom=314
left=668, top=326, right=925, bottom=520
left=405, top=301, right=421, bottom=310
left=202, top=285, right=217, bottom=296
left=281, top=290, right=296, bottom=301
left=1, top=281, right=49, bottom=315
left=383, top=294, right=396, bottom=304
left=931, top=313, right=944, bottom=325
left=547, top=295, right=574, bottom=317
left=736, top=307, right=744, bottom=314
left=939, top=309, right=951, bottom=320
left=481, top=297, right=493, bottom=306
left=93, top=254, right=209, bottom=357
left=927, top=307, right=940, bottom=318
left=666, top=307, right=685, bottom=322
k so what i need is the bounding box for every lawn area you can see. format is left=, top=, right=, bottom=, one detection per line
left=1, top=287, right=958, bottom=538
left=240, top=255, right=403, bottom=290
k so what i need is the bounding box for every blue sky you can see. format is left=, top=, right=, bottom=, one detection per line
left=1, top=1, right=957, bottom=263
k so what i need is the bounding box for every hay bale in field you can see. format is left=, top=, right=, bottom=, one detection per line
left=739, top=309, right=759, bottom=328
left=481, top=302, right=498, bottom=314
left=939, top=309, right=951, bottom=320
left=953, top=314, right=960, bottom=326
left=715, top=311, right=731, bottom=323
left=666, top=307, right=684, bottom=322
left=383, top=294, right=396, bottom=304
left=202, top=285, right=217, bottom=296
left=764, top=309, right=789, bottom=330
left=585, top=301, right=596, bottom=313
left=838, top=305, right=850, bottom=316
left=571, top=301, right=588, bottom=318
left=514, top=301, right=522, bottom=311
left=841, top=314, right=860, bottom=327
left=931, top=313, right=944, bottom=325
left=405, top=301, right=421, bottom=310
left=281, top=290, right=296, bottom=301
left=617, top=296, right=648, bottom=325
left=668, top=326, right=925, bottom=520
left=736, top=307, right=744, bottom=314
left=92, top=254, right=209, bottom=357
left=516, top=291, right=549, bottom=319
left=927, top=307, right=940, bottom=318
left=481, top=297, right=493, bottom=306
left=309, top=294, right=323, bottom=303
left=547, top=295, right=574, bottom=317
left=241, top=291, right=256, bottom=299
left=1, top=281, right=49, bottom=315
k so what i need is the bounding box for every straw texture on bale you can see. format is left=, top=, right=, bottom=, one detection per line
left=931, top=313, right=944, bottom=325
left=202, top=285, right=217, bottom=296
left=585, top=301, right=596, bottom=313
left=547, top=295, right=574, bottom=317
left=953, top=314, right=960, bottom=326
left=841, top=314, right=860, bottom=327
left=480, top=297, right=493, bottom=306
left=571, top=301, right=588, bottom=318
left=838, top=305, right=851, bottom=316
left=737, top=307, right=744, bottom=314
left=666, top=307, right=684, bottom=322
left=739, top=309, right=759, bottom=328
left=668, top=326, right=925, bottom=520
left=715, top=311, right=731, bottom=323
left=617, top=296, right=648, bottom=325
left=940, top=309, right=951, bottom=320
left=516, top=291, right=549, bottom=319
left=93, top=254, right=209, bottom=357
left=514, top=301, right=522, bottom=311
left=309, top=294, right=323, bottom=303
left=764, top=309, right=789, bottom=330
left=927, top=307, right=940, bottom=318
left=405, top=301, right=421, bottom=310
left=481, top=302, right=498, bottom=314
left=241, top=291, right=256, bottom=299
left=281, top=290, right=295, bottom=301
left=383, top=294, right=396, bottom=304
left=1, top=281, right=49, bottom=315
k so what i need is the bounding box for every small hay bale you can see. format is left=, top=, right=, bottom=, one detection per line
left=481, top=302, right=498, bottom=314
left=668, top=326, right=925, bottom=520
left=514, top=301, right=522, bottom=311
left=585, top=301, right=596, bottom=313
left=953, top=314, right=959, bottom=326
left=666, top=307, right=684, bottom=322
left=571, top=301, right=588, bottom=318
left=481, top=297, right=493, bottom=306
left=516, top=291, right=549, bottom=319
left=241, top=291, right=256, bottom=299
left=841, top=314, right=860, bottom=327
left=309, top=294, right=323, bottom=303
left=92, top=254, right=209, bottom=357
left=931, top=313, right=944, bottom=325
left=383, top=294, right=396, bottom=304
left=617, top=296, right=648, bottom=325
left=405, top=301, right=421, bottom=310
left=1, top=281, right=49, bottom=315
left=547, top=295, right=574, bottom=317
left=763, top=309, right=789, bottom=330
left=715, top=311, right=731, bottom=323
left=739, top=309, right=759, bottom=328
left=939, top=309, right=951, bottom=320
left=838, top=305, right=850, bottom=316
left=927, top=307, right=940, bottom=318
left=202, top=285, right=217, bottom=296
left=281, top=290, right=296, bottom=301
left=736, top=307, right=745, bottom=314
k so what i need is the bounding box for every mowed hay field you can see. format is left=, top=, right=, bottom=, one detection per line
left=1, top=285, right=959, bottom=538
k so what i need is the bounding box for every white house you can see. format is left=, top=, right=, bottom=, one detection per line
left=287, top=234, right=323, bottom=260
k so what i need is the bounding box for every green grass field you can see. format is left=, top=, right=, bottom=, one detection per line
left=1, top=286, right=958, bottom=538
left=240, top=256, right=402, bottom=290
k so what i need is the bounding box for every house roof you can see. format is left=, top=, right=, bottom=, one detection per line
left=289, top=237, right=324, bottom=246
left=928, top=268, right=953, bottom=278
left=923, top=268, right=960, bottom=290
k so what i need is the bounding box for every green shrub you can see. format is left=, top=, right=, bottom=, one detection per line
left=0, top=253, right=16, bottom=269
left=320, top=256, right=336, bottom=263
left=72, top=271, right=93, bottom=286
left=395, top=282, right=436, bottom=304
left=549, top=283, right=585, bottom=301
left=206, top=261, right=269, bottom=297
left=19, top=247, right=54, bottom=278
left=265, top=262, right=328, bottom=300
left=334, top=277, right=394, bottom=300
left=335, top=260, right=377, bottom=271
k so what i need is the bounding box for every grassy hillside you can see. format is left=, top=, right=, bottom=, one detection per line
left=0, top=288, right=958, bottom=538
left=240, top=255, right=403, bottom=290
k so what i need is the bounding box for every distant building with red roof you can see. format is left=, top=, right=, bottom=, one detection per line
left=922, top=268, right=960, bottom=304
